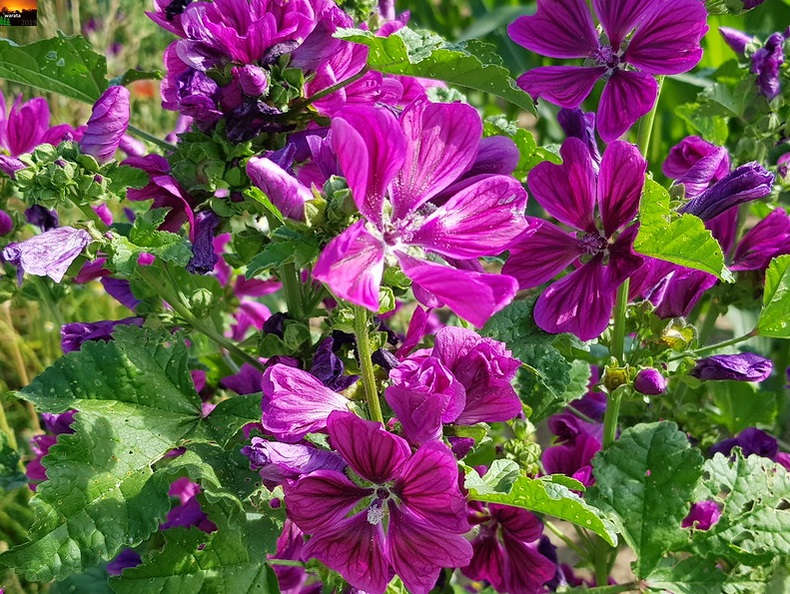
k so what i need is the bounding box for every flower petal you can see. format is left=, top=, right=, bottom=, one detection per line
left=503, top=220, right=584, bottom=289
left=625, top=0, right=707, bottom=75
left=302, top=511, right=390, bottom=594
left=411, top=175, right=529, bottom=259
left=2, top=227, right=92, bottom=283
left=392, top=99, right=482, bottom=220
left=598, top=70, right=657, bottom=143
left=502, top=537, right=558, bottom=594
left=284, top=470, right=373, bottom=533
left=490, top=504, right=545, bottom=543
left=394, top=441, right=470, bottom=533
left=598, top=141, right=647, bottom=237
left=327, top=410, right=412, bottom=484
left=517, top=66, right=605, bottom=109
left=529, top=137, right=596, bottom=232
left=534, top=259, right=616, bottom=341
left=508, top=0, right=598, bottom=58
left=462, top=533, right=506, bottom=591
left=387, top=504, right=474, bottom=594
left=331, top=105, right=405, bottom=225
left=593, top=0, right=655, bottom=50
left=247, top=156, right=311, bottom=220
left=313, top=220, right=386, bottom=312
left=732, top=209, right=790, bottom=271
left=398, top=255, right=518, bottom=328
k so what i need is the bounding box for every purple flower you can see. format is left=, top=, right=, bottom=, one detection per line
left=508, top=0, right=707, bottom=141
left=3, top=226, right=92, bottom=283
left=542, top=427, right=601, bottom=487
left=432, top=326, right=522, bottom=424
left=0, top=91, right=76, bottom=159
left=633, top=368, right=667, bottom=395
left=663, top=136, right=730, bottom=199
left=186, top=210, right=221, bottom=275
left=284, top=411, right=472, bottom=594
left=260, top=364, right=350, bottom=443
left=237, top=64, right=269, bottom=96
left=61, top=317, right=144, bottom=353
left=681, top=163, right=774, bottom=221
left=80, top=86, right=130, bottom=163
left=752, top=32, right=785, bottom=100
left=681, top=501, right=722, bottom=530
left=242, top=438, right=346, bottom=490
left=463, top=500, right=556, bottom=594
left=731, top=208, right=790, bottom=271
left=690, top=353, right=773, bottom=382
left=247, top=156, right=312, bottom=220
left=558, top=107, right=600, bottom=166
left=106, top=548, right=143, bottom=576
left=309, top=337, right=358, bottom=392
left=313, top=99, right=528, bottom=328
left=504, top=138, right=646, bottom=340
left=161, top=477, right=216, bottom=532
left=719, top=27, right=755, bottom=55
left=25, top=205, right=58, bottom=232
left=0, top=210, right=11, bottom=236
left=710, top=427, right=779, bottom=459
left=221, top=362, right=265, bottom=395
left=385, top=355, right=466, bottom=445
left=26, top=410, right=76, bottom=490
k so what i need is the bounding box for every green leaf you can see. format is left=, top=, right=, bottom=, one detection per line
left=587, top=421, right=704, bottom=578
left=646, top=557, right=733, bottom=594
left=467, top=472, right=617, bottom=546
left=202, top=395, right=262, bottom=448
left=0, top=327, right=247, bottom=581
left=757, top=255, right=790, bottom=338
left=463, top=459, right=520, bottom=495
left=690, top=451, right=790, bottom=566
left=335, top=27, right=535, bottom=114
left=110, top=210, right=193, bottom=276
left=51, top=565, right=115, bottom=594
left=0, top=34, right=107, bottom=104
left=710, top=381, right=776, bottom=434
left=110, top=68, right=163, bottom=87
left=635, top=179, right=733, bottom=282
left=483, top=116, right=560, bottom=182
left=0, top=431, right=26, bottom=491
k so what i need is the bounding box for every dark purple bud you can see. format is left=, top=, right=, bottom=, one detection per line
left=2, top=227, right=92, bottom=283
left=710, top=427, right=778, bottom=458
left=633, top=368, right=667, bottom=395
left=681, top=163, right=774, bottom=221
left=221, top=363, right=265, bottom=395
left=719, top=27, right=754, bottom=55
left=80, top=86, right=131, bottom=164
left=261, top=40, right=301, bottom=65
left=371, top=348, right=400, bottom=371
left=61, top=317, right=144, bottom=353
left=743, top=0, right=766, bottom=7
left=690, top=353, right=772, bottom=382
left=241, top=437, right=346, bottom=490
left=54, top=158, right=67, bottom=168
left=310, top=337, right=358, bottom=392
left=663, top=136, right=730, bottom=198
left=0, top=210, right=13, bottom=236
left=186, top=210, right=221, bottom=275
left=752, top=32, right=785, bottom=100
left=0, top=155, right=26, bottom=177
left=558, top=108, right=601, bottom=167
left=106, top=548, right=143, bottom=576
left=681, top=501, right=722, bottom=530
left=263, top=312, right=288, bottom=339
left=165, top=0, right=193, bottom=21
left=101, top=277, right=141, bottom=310
left=238, top=65, right=269, bottom=96
left=25, top=205, right=59, bottom=231
left=448, top=436, right=475, bottom=459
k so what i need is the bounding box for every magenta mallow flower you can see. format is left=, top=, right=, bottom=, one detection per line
left=61, top=317, right=144, bottom=353
left=633, top=368, right=666, bottom=395
left=161, top=477, right=217, bottom=532
left=508, top=0, right=707, bottom=141
left=26, top=410, right=77, bottom=490
left=284, top=411, right=472, bottom=594
left=243, top=438, right=346, bottom=490
left=260, top=364, right=351, bottom=443
left=690, top=353, right=772, bottom=382
left=3, top=226, right=92, bottom=283
left=752, top=32, right=785, bottom=100
left=710, top=427, right=781, bottom=459
left=542, top=413, right=602, bottom=487
left=503, top=138, right=646, bottom=341
left=313, top=99, right=528, bottom=328
left=681, top=501, right=722, bottom=531
left=463, top=499, right=556, bottom=594
left=79, top=85, right=130, bottom=164
left=663, top=136, right=730, bottom=199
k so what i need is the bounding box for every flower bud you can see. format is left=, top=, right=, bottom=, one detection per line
left=0, top=210, right=12, bottom=236
left=690, top=352, right=772, bottom=382
left=238, top=65, right=269, bottom=96
left=80, top=86, right=130, bottom=164
left=680, top=163, right=774, bottom=221
left=634, top=368, right=667, bottom=395
left=602, top=365, right=628, bottom=392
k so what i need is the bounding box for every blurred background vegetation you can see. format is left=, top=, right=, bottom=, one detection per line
left=1, top=1, right=790, bottom=591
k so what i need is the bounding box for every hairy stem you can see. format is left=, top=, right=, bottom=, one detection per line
left=279, top=262, right=304, bottom=320
left=353, top=305, right=384, bottom=424
left=127, top=124, right=177, bottom=152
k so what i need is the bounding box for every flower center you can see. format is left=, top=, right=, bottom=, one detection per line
left=590, top=45, right=622, bottom=74
left=578, top=232, right=607, bottom=256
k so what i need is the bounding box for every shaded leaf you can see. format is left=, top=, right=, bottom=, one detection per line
left=757, top=255, right=790, bottom=338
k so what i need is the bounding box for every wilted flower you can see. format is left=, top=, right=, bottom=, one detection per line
left=80, top=86, right=131, bottom=163
left=186, top=210, right=221, bottom=275
left=752, top=32, right=785, bottom=100
left=3, top=226, right=92, bottom=283
left=690, top=353, right=772, bottom=382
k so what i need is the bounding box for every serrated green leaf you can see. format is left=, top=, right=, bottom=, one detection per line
left=587, top=421, right=703, bottom=578
left=0, top=431, right=26, bottom=490
left=202, top=395, right=262, bottom=448
left=51, top=564, right=115, bottom=594
left=110, top=211, right=193, bottom=276
left=336, top=27, right=535, bottom=114
left=0, top=34, right=107, bottom=104
left=468, top=473, right=617, bottom=546
left=107, top=165, right=150, bottom=194
left=691, top=451, right=790, bottom=566
left=635, top=179, right=733, bottom=282
left=675, top=103, right=729, bottom=146
left=710, top=381, right=776, bottom=434
left=483, top=116, right=560, bottom=182
left=463, top=459, right=520, bottom=495
left=645, top=557, right=730, bottom=593
left=110, top=69, right=163, bottom=87
left=0, top=327, right=251, bottom=581
left=757, top=255, right=790, bottom=338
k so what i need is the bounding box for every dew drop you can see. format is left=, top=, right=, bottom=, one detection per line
left=56, top=58, right=65, bottom=67
left=45, top=50, right=57, bottom=60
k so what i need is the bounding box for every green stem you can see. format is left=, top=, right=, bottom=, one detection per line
left=636, top=76, right=664, bottom=156
left=0, top=398, right=18, bottom=451
left=127, top=124, right=177, bottom=152
left=602, top=386, right=627, bottom=448
left=353, top=305, right=384, bottom=424
left=583, top=584, right=640, bottom=594
left=544, top=520, right=588, bottom=558
left=137, top=267, right=266, bottom=372
left=279, top=263, right=304, bottom=320
left=696, top=300, right=721, bottom=346
left=76, top=202, right=109, bottom=232
left=287, top=67, right=370, bottom=115
left=682, top=331, right=756, bottom=359
left=267, top=559, right=305, bottom=567
left=611, top=279, right=630, bottom=364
